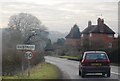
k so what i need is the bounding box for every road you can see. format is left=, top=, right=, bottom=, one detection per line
left=45, top=56, right=120, bottom=81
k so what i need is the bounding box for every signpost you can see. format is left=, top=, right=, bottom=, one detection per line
left=25, top=51, right=33, bottom=60
left=16, top=45, right=35, bottom=51
left=25, top=51, right=34, bottom=77
left=16, top=44, right=35, bottom=78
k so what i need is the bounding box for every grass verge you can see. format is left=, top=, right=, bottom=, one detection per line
left=2, top=62, right=61, bottom=80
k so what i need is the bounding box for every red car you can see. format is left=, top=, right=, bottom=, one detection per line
left=79, top=51, right=111, bottom=78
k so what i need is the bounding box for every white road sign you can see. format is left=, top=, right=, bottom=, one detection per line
left=25, top=51, right=33, bottom=60
left=16, top=44, right=35, bottom=51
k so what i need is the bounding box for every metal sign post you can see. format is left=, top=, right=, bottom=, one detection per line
left=21, top=52, right=24, bottom=78
left=16, top=44, right=35, bottom=78
left=28, top=60, right=30, bottom=78
left=25, top=51, right=34, bottom=78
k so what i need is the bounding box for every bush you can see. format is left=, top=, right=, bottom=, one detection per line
left=2, top=49, right=45, bottom=76
left=2, top=48, right=21, bottom=76
left=107, top=48, right=119, bottom=64
left=2, top=27, right=47, bottom=76
left=30, top=51, right=45, bottom=66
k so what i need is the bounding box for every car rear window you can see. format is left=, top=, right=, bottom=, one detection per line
left=85, top=53, right=107, bottom=60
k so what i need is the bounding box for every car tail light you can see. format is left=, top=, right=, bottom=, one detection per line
left=81, top=60, right=88, bottom=66
left=102, top=60, right=110, bottom=66
left=81, top=59, right=110, bottom=66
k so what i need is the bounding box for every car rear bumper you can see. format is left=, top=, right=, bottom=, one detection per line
left=81, top=66, right=110, bottom=73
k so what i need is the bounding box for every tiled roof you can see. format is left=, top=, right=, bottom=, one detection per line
left=89, top=24, right=115, bottom=34
left=82, top=18, right=115, bottom=34
left=66, top=24, right=81, bottom=39
left=82, top=25, right=96, bottom=34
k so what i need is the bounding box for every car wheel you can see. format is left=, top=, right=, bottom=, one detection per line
left=81, top=71, right=85, bottom=78
left=102, top=73, right=105, bottom=76
left=79, top=70, right=81, bottom=76
left=107, top=70, right=110, bottom=77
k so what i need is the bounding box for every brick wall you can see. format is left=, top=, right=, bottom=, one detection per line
left=90, top=33, right=114, bottom=43
left=89, top=33, right=115, bottom=48
left=65, top=33, right=115, bottom=49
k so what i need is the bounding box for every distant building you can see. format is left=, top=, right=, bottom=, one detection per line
left=81, top=18, right=115, bottom=49
left=65, top=18, right=115, bottom=50
left=65, top=24, right=81, bottom=48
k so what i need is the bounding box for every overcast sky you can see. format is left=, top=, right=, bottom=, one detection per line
left=0, top=0, right=119, bottom=33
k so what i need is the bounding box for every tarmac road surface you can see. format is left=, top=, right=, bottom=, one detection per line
left=45, top=56, right=120, bottom=81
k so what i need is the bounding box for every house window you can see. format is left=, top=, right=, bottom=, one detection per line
left=90, top=33, right=92, bottom=37
left=108, top=34, right=113, bottom=38
left=81, top=34, right=84, bottom=37
left=108, top=43, right=112, bottom=48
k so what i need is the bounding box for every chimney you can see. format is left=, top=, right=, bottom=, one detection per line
left=101, top=19, right=104, bottom=24
left=97, top=18, right=102, bottom=25
left=88, top=21, right=92, bottom=27
left=97, top=18, right=104, bottom=32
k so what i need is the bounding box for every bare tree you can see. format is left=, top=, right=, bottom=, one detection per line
left=8, top=13, right=48, bottom=50
left=2, top=13, right=49, bottom=75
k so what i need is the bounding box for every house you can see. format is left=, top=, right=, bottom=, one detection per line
left=65, top=18, right=115, bottom=50
left=65, top=24, right=81, bottom=48
left=81, top=18, right=115, bottom=49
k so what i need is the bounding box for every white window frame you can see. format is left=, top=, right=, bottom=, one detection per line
left=81, top=34, right=84, bottom=37
left=108, top=34, right=113, bottom=38
left=90, top=33, right=92, bottom=37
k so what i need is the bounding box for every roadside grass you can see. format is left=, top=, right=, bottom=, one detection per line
left=59, top=56, right=80, bottom=61
left=2, top=63, right=61, bottom=80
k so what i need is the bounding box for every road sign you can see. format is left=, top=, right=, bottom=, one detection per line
left=24, top=51, right=34, bottom=78
left=25, top=51, right=33, bottom=60
left=16, top=44, right=35, bottom=51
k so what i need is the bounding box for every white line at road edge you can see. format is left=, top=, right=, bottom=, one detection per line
left=111, top=72, right=120, bottom=75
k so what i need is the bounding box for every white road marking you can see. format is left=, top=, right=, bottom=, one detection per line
left=111, top=72, right=120, bottom=75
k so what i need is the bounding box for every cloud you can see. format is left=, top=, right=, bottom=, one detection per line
left=0, top=1, right=118, bottom=33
